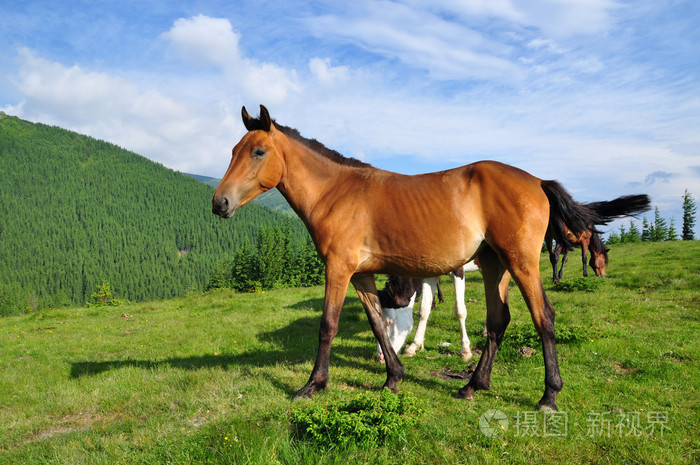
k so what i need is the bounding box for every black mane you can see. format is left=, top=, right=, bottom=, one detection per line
left=589, top=232, right=610, bottom=263
left=275, top=122, right=373, bottom=169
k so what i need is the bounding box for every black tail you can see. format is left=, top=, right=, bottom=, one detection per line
left=541, top=180, right=604, bottom=249
left=584, top=195, right=651, bottom=222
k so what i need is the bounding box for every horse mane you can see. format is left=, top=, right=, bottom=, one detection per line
left=272, top=121, right=373, bottom=169
left=589, top=232, right=610, bottom=263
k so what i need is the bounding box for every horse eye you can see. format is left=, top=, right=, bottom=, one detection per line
left=253, top=147, right=266, bottom=158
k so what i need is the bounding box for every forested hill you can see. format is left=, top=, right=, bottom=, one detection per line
left=0, top=114, right=309, bottom=311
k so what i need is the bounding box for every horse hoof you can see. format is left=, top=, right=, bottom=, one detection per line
left=457, top=386, right=475, bottom=400
left=403, top=344, right=419, bottom=357
left=293, top=382, right=325, bottom=400
left=292, top=391, right=312, bottom=402
left=537, top=403, right=558, bottom=413
left=537, top=397, right=558, bottom=412
left=383, top=382, right=399, bottom=394
left=460, top=351, right=473, bottom=362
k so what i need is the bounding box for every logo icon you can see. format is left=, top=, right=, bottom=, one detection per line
left=479, top=409, right=509, bottom=438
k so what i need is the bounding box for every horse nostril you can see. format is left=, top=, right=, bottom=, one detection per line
left=212, top=195, right=231, bottom=216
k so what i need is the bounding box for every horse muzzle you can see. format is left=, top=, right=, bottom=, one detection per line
left=212, top=194, right=235, bottom=218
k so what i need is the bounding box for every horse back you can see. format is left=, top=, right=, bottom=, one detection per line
left=352, top=160, right=549, bottom=276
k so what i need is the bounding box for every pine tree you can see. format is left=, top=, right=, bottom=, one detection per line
left=606, top=231, right=621, bottom=244
left=667, top=218, right=678, bottom=241
left=641, top=217, right=652, bottom=242
left=627, top=221, right=641, bottom=242
left=618, top=224, right=627, bottom=242
left=682, top=189, right=696, bottom=240
left=653, top=207, right=668, bottom=241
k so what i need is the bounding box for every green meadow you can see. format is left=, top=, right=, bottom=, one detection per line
left=1, top=241, right=698, bottom=464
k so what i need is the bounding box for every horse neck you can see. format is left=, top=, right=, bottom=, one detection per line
left=275, top=137, right=362, bottom=223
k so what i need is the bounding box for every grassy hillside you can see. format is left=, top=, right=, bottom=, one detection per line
left=0, top=241, right=697, bottom=464
left=0, top=115, right=308, bottom=312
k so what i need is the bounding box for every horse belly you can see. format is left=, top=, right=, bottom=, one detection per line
left=358, top=216, right=484, bottom=277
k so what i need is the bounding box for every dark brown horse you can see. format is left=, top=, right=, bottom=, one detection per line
left=212, top=105, right=649, bottom=411
left=546, top=226, right=609, bottom=283
left=545, top=196, right=650, bottom=283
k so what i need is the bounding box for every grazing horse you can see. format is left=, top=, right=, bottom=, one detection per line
left=212, top=105, right=649, bottom=411
left=545, top=196, right=650, bottom=283
left=546, top=226, right=609, bottom=284
left=377, top=262, right=481, bottom=363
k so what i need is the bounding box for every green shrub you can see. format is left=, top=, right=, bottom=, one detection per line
left=86, top=280, right=125, bottom=307
left=289, top=389, right=422, bottom=448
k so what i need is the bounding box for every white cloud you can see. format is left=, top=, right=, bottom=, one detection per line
left=162, top=15, right=301, bottom=104
left=161, top=15, right=242, bottom=69
left=309, top=58, right=350, bottom=86
left=307, top=1, right=522, bottom=82
left=419, top=0, right=619, bottom=38
left=514, top=0, right=619, bottom=38
left=7, top=48, right=237, bottom=175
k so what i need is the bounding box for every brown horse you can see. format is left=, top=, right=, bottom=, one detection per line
left=212, top=105, right=645, bottom=411
left=546, top=226, right=609, bottom=283
left=545, top=195, right=650, bottom=283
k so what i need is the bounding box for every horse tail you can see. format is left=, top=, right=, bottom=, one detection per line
left=584, top=195, right=651, bottom=221
left=540, top=180, right=604, bottom=249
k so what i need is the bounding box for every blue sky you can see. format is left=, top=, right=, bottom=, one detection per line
left=1, top=0, right=699, bottom=235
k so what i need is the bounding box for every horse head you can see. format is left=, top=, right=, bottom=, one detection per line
left=212, top=105, right=285, bottom=218
left=589, top=233, right=609, bottom=277
left=589, top=252, right=606, bottom=277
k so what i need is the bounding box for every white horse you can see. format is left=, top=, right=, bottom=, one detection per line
left=377, top=261, right=481, bottom=363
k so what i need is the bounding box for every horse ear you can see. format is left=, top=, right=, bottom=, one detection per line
left=241, top=106, right=255, bottom=132
left=259, top=105, right=272, bottom=132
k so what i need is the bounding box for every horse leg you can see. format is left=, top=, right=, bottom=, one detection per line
left=548, top=240, right=560, bottom=284
left=294, top=266, right=351, bottom=399
left=403, top=277, right=437, bottom=357
left=510, top=264, right=564, bottom=411
left=581, top=241, right=589, bottom=277
left=351, top=275, right=405, bottom=393
left=451, top=270, right=472, bottom=361
left=558, top=246, right=569, bottom=282
left=458, top=247, right=510, bottom=399
left=377, top=306, right=395, bottom=363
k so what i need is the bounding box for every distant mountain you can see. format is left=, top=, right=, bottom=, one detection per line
left=184, top=173, right=220, bottom=188
left=185, top=173, right=296, bottom=217
left=0, top=115, right=309, bottom=314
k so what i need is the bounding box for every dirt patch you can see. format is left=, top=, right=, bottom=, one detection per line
left=28, top=410, right=109, bottom=442
left=610, top=360, right=638, bottom=375
left=430, top=365, right=475, bottom=381
left=518, top=346, right=537, bottom=358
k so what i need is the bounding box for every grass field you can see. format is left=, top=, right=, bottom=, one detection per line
left=1, top=241, right=698, bottom=464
